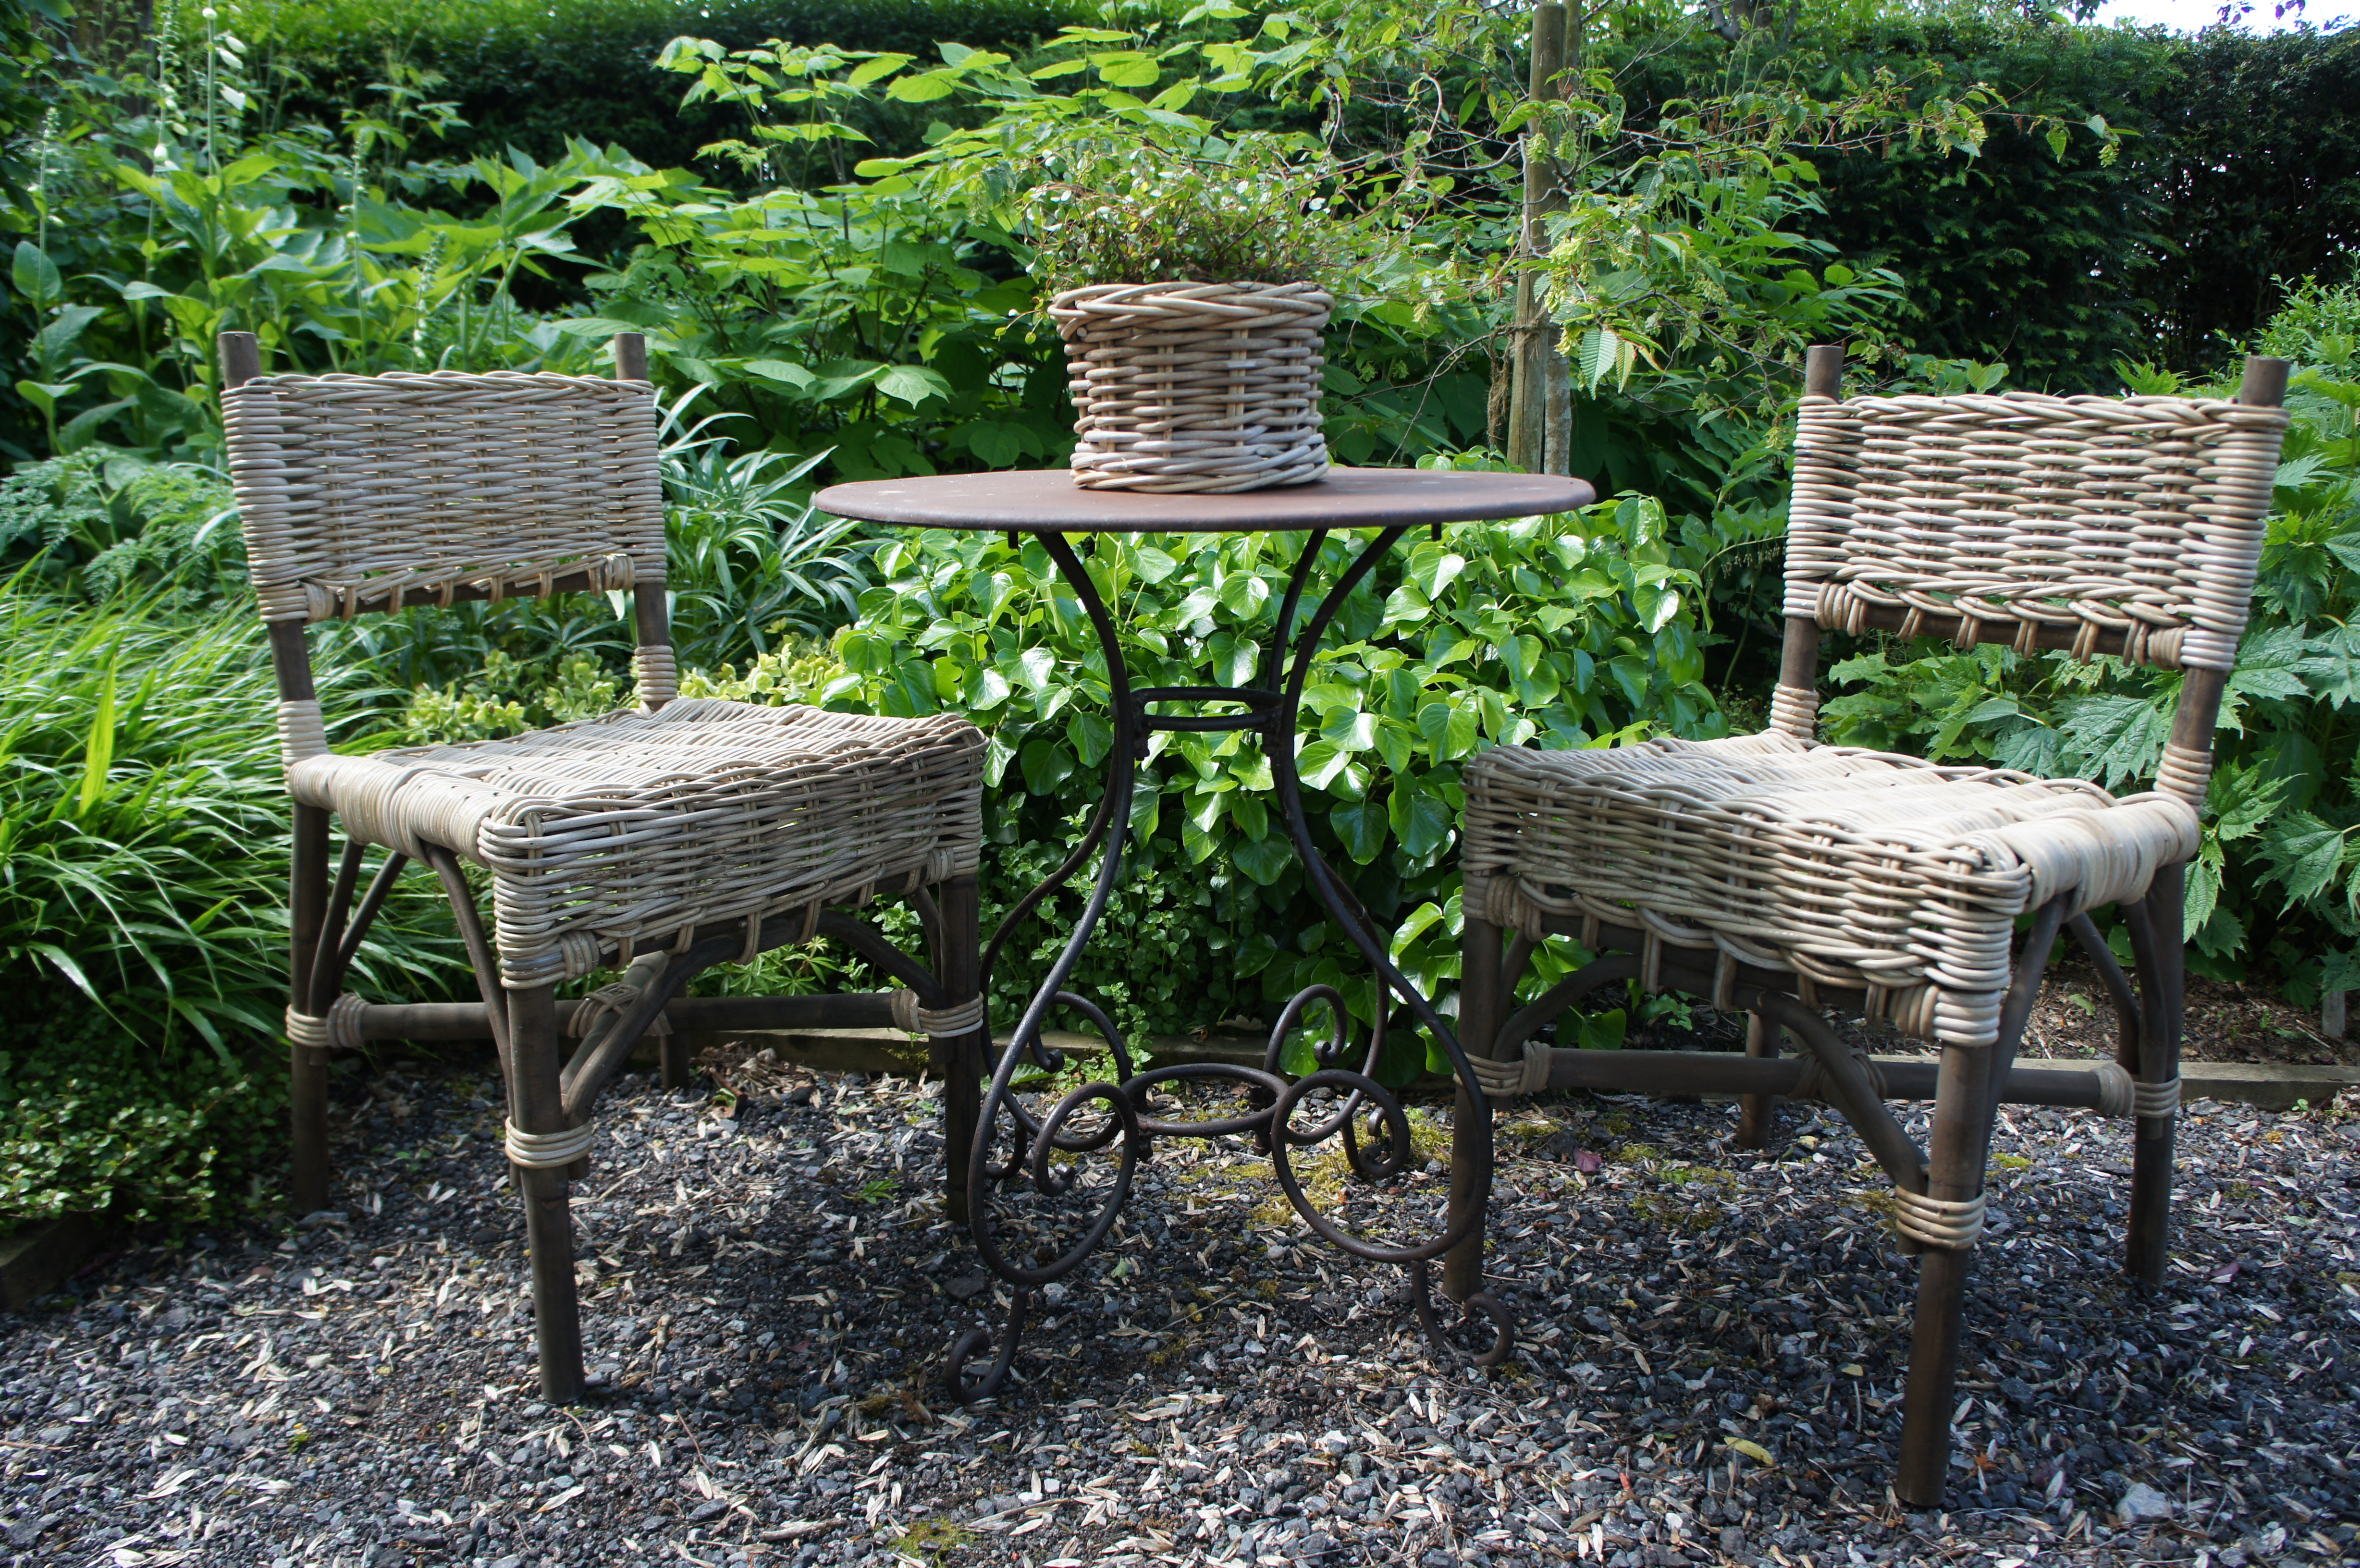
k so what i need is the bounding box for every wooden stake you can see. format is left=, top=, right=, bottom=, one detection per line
left=1507, top=3, right=1569, bottom=474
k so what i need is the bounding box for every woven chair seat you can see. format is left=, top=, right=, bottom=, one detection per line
left=290, top=698, right=984, bottom=990
left=1462, top=731, right=2199, bottom=1047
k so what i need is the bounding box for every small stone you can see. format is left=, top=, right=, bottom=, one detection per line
left=2117, top=1481, right=2174, bottom=1525
left=297, top=1210, right=346, bottom=1229
left=1720, top=1526, right=1745, bottom=1556
left=37, top=1425, right=71, bottom=1445
left=946, top=1272, right=992, bottom=1302
left=688, top=1498, right=729, bottom=1523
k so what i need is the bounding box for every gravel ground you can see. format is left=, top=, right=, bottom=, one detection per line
left=5, top=1042, right=2358, bottom=1568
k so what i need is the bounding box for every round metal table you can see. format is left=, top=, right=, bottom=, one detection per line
left=815, top=466, right=1597, bottom=1397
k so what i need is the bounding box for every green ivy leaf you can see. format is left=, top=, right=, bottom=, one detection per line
left=1019, top=735, right=1075, bottom=796
left=1232, top=833, right=1291, bottom=885
left=1388, top=782, right=1452, bottom=860
left=1069, top=710, right=1113, bottom=767
left=1577, top=1009, right=1627, bottom=1051
left=1331, top=797, right=1388, bottom=864
left=1294, top=739, right=1350, bottom=790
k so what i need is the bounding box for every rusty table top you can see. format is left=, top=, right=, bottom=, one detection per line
left=811, top=466, right=1596, bottom=533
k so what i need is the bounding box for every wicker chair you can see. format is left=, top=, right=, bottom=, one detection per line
left=1446, top=346, right=2290, bottom=1506
left=217, top=331, right=990, bottom=1401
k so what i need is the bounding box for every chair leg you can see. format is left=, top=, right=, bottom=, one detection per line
left=1442, top=915, right=1507, bottom=1302
left=1895, top=1038, right=1995, bottom=1508
left=289, top=804, right=333, bottom=1217
left=1738, top=1011, right=1779, bottom=1150
left=509, top=983, right=584, bottom=1403
left=658, top=1030, right=692, bottom=1090
left=2126, top=864, right=2186, bottom=1286
left=933, top=874, right=983, bottom=1226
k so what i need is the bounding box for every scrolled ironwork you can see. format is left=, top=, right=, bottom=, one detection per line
left=1031, top=1080, right=1141, bottom=1193
left=1122, top=1062, right=1290, bottom=1140
left=946, top=1288, right=1033, bottom=1403
left=1409, top=1257, right=1516, bottom=1369
left=1263, top=1069, right=1482, bottom=1265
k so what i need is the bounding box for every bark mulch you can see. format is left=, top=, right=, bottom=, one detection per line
left=4, top=1047, right=2357, bottom=1568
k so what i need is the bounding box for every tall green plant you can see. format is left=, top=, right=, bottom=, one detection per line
left=0, top=586, right=459, bottom=1053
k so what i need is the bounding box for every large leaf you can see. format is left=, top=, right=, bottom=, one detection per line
left=2254, top=811, right=2349, bottom=909
left=2053, top=693, right=2171, bottom=791
left=2298, top=624, right=2360, bottom=709
left=874, top=365, right=950, bottom=407
left=1019, top=735, right=1075, bottom=796
left=1387, top=782, right=1453, bottom=861
left=11, top=241, right=61, bottom=306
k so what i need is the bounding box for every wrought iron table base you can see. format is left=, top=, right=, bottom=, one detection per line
left=942, top=526, right=1515, bottom=1400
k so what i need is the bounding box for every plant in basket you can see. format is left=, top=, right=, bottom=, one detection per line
left=1026, top=142, right=1365, bottom=494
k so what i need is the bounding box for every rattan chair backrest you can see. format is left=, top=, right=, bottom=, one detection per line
left=222, top=368, right=665, bottom=625
left=1783, top=389, right=2287, bottom=672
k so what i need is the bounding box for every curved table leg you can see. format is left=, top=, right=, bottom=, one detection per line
left=947, top=532, right=1147, bottom=1400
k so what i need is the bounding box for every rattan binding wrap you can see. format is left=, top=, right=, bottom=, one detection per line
left=1787, top=391, right=2287, bottom=672
left=1051, top=281, right=1331, bottom=494
left=222, top=369, right=666, bottom=624
left=290, top=701, right=984, bottom=990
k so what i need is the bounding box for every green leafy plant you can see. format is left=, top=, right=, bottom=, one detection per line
left=0, top=1000, right=274, bottom=1230
left=0, top=586, right=459, bottom=1052
left=1023, top=138, right=1364, bottom=292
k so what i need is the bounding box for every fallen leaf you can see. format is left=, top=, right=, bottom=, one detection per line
left=1724, top=1437, right=1777, bottom=1469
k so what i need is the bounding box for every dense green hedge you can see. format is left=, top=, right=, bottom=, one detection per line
left=2138, top=27, right=2360, bottom=371
left=1797, top=18, right=2183, bottom=392
left=1610, top=15, right=2358, bottom=392
left=260, top=0, right=1099, bottom=178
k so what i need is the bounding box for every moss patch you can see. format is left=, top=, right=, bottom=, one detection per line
left=892, top=1518, right=975, bottom=1561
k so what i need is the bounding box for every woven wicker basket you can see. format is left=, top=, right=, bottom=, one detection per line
left=1050, top=280, right=1332, bottom=493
